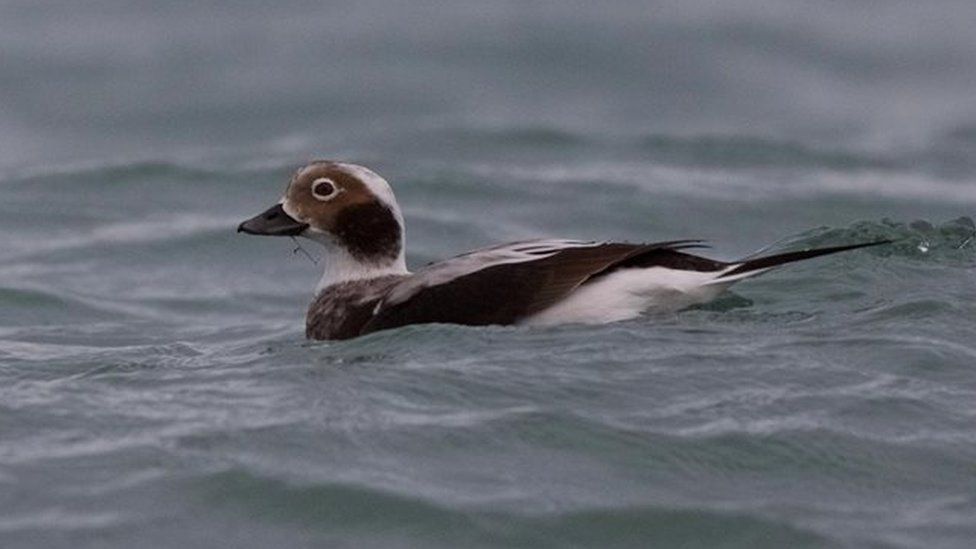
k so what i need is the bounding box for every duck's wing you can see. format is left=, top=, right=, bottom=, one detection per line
left=360, top=238, right=711, bottom=334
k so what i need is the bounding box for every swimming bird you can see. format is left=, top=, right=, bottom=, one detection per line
left=238, top=161, right=887, bottom=340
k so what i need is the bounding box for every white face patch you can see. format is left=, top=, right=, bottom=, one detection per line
left=335, top=163, right=402, bottom=222
left=311, top=177, right=342, bottom=201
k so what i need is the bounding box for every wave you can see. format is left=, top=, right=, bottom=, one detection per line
left=1, top=159, right=217, bottom=185
left=393, top=125, right=976, bottom=177
left=639, top=134, right=893, bottom=170
left=0, top=213, right=243, bottom=264
left=467, top=159, right=976, bottom=204
left=783, top=217, right=975, bottom=263
left=192, top=469, right=827, bottom=548
left=1, top=156, right=298, bottom=189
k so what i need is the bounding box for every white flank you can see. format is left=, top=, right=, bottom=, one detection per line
left=521, top=266, right=738, bottom=326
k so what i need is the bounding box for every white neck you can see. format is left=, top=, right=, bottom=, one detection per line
left=311, top=235, right=409, bottom=294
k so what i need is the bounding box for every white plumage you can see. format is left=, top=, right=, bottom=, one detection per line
left=522, top=266, right=738, bottom=326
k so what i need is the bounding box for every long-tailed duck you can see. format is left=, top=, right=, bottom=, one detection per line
left=238, top=161, right=888, bottom=340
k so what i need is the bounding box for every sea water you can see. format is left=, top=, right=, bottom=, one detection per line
left=2, top=2, right=975, bottom=548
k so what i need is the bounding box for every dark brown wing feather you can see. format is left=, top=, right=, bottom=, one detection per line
left=360, top=240, right=709, bottom=334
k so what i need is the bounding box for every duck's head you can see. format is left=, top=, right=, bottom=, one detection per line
left=238, top=161, right=405, bottom=269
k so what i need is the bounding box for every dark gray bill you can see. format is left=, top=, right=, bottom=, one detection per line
left=237, top=204, right=308, bottom=236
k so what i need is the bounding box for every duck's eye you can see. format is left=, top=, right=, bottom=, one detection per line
left=311, top=178, right=339, bottom=201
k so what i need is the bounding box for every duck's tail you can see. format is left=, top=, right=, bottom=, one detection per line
left=709, top=240, right=892, bottom=284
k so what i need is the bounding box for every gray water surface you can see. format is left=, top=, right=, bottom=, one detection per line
left=2, top=2, right=976, bottom=548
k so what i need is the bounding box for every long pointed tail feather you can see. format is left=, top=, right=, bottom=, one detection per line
left=714, top=239, right=892, bottom=282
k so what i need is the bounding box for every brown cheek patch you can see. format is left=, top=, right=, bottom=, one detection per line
left=331, top=200, right=402, bottom=263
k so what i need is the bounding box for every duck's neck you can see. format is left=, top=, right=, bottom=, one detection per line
left=315, top=244, right=409, bottom=294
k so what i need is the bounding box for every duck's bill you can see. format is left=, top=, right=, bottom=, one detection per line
left=237, top=204, right=308, bottom=236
